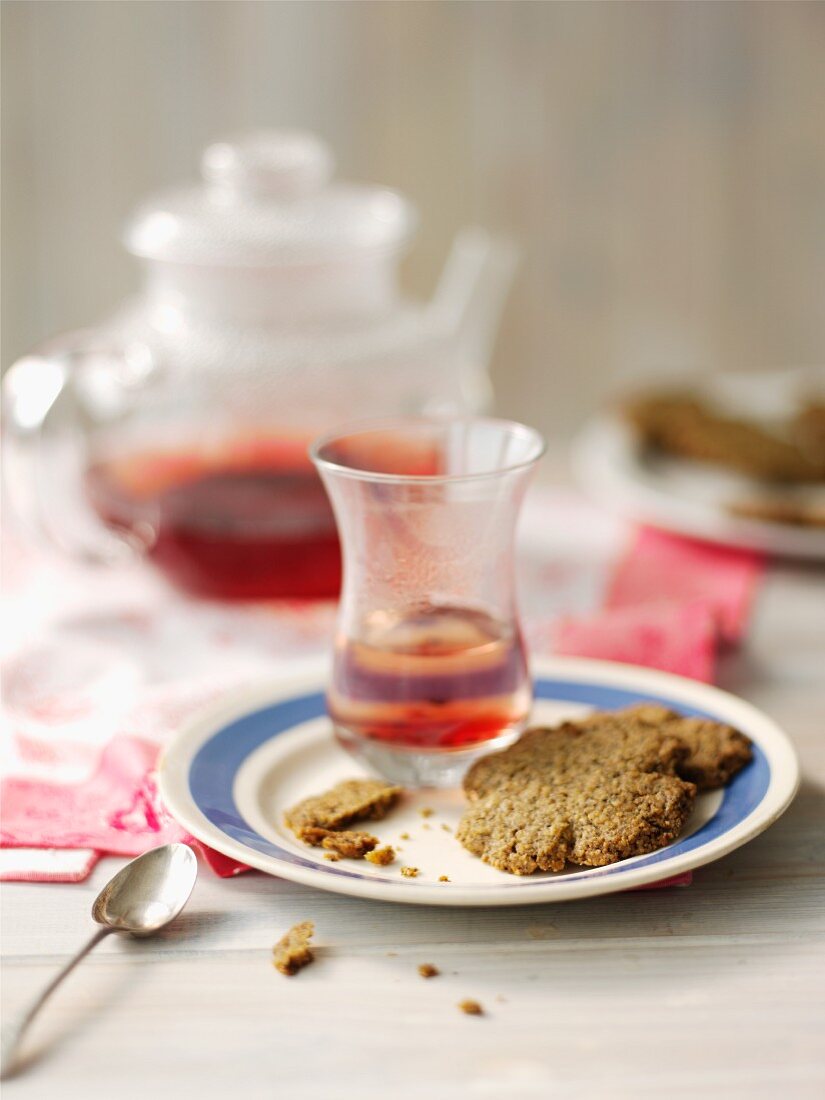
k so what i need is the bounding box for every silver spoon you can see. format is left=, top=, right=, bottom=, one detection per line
left=1, top=843, right=198, bottom=1080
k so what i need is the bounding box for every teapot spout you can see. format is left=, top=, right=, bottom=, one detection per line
left=432, top=228, right=519, bottom=412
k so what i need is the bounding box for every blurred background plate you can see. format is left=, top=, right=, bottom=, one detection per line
left=571, top=368, right=825, bottom=561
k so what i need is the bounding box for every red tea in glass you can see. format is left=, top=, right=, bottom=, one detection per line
left=329, top=604, right=531, bottom=750
left=312, top=417, right=545, bottom=787
left=86, top=436, right=341, bottom=600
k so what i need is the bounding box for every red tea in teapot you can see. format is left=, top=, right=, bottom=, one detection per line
left=86, top=437, right=341, bottom=600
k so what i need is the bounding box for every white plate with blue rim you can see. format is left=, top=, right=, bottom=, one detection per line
left=158, top=656, right=799, bottom=906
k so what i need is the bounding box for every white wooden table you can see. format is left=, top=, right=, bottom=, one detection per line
left=3, top=561, right=824, bottom=1099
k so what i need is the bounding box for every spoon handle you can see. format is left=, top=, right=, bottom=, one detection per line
left=1, top=926, right=111, bottom=1080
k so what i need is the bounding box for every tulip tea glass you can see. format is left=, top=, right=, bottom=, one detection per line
left=312, top=417, right=545, bottom=787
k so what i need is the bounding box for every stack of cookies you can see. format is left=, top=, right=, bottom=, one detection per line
left=456, top=705, right=752, bottom=875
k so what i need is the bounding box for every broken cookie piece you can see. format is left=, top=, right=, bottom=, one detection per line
left=285, top=778, right=402, bottom=840
left=273, top=921, right=315, bottom=976
left=418, top=963, right=440, bottom=978
left=296, top=826, right=378, bottom=859
left=320, top=830, right=378, bottom=858
left=400, top=866, right=419, bottom=878
left=458, top=999, right=484, bottom=1016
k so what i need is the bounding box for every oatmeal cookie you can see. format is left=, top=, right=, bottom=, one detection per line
left=796, top=400, right=825, bottom=462
left=285, top=778, right=401, bottom=840
left=728, top=496, right=825, bottom=528
left=624, top=392, right=825, bottom=483
left=458, top=716, right=696, bottom=875
left=598, top=704, right=753, bottom=791
left=312, top=829, right=379, bottom=858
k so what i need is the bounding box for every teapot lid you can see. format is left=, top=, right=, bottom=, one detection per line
left=124, top=131, right=417, bottom=266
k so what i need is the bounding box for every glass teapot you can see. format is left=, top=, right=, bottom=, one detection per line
left=3, top=131, right=516, bottom=600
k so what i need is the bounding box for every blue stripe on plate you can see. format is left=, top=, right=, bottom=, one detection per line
left=188, top=678, right=769, bottom=885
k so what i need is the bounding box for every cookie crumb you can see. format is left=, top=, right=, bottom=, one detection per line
left=400, top=866, right=419, bottom=878
left=400, top=832, right=411, bottom=840
left=365, top=845, right=396, bottom=866
left=323, top=852, right=339, bottom=862
left=422, top=823, right=432, bottom=831
left=418, top=963, right=440, bottom=978
left=441, top=823, right=452, bottom=833
left=438, top=875, right=450, bottom=882
left=386, top=951, right=398, bottom=957
left=273, top=921, right=314, bottom=976
left=458, top=999, right=484, bottom=1016
left=419, top=807, right=434, bottom=818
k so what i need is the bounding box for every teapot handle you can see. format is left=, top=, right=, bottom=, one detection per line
left=433, top=228, right=519, bottom=413
left=2, top=333, right=146, bottom=564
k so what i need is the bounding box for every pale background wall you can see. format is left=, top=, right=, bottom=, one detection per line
left=3, top=0, right=824, bottom=439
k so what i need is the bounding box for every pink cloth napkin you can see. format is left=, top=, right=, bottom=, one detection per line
left=604, top=528, right=763, bottom=643
left=1, top=498, right=764, bottom=886
left=0, top=734, right=251, bottom=879
left=555, top=527, right=764, bottom=676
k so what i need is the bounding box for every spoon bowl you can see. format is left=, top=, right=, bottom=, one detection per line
left=92, top=843, right=198, bottom=935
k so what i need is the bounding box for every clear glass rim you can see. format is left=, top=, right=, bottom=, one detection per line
left=309, top=415, right=547, bottom=484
